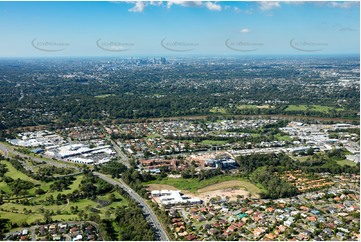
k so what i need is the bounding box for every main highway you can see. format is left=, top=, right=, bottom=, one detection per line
left=93, top=172, right=170, bottom=241
left=0, top=141, right=169, bottom=240
left=0, top=142, right=80, bottom=172
left=109, top=139, right=131, bottom=168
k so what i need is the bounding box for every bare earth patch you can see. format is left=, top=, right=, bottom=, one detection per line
left=256, top=105, right=274, bottom=109
left=146, top=180, right=260, bottom=204
left=145, top=184, right=180, bottom=191
left=196, top=181, right=260, bottom=203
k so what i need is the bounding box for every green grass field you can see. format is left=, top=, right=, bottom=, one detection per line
left=237, top=105, right=274, bottom=110
left=237, top=105, right=257, bottom=110
left=98, top=191, right=129, bottom=207
left=336, top=159, right=357, bottom=167
left=200, top=140, right=228, bottom=145
left=0, top=169, right=128, bottom=227
left=290, top=155, right=311, bottom=162
left=0, top=210, right=43, bottom=225
left=0, top=181, right=11, bottom=193
left=274, top=134, right=293, bottom=142
left=285, top=105, right=343, bottom=113
left=146, top=133, right=161, bottom=139
left=0, top=160, right=39, bottom=184
left=250, top=133, right=261, bottom=138
left=209, top=107, right=227, bottom=114
left=94, top=94, right=116, bottom=99
left=144, top=176, right=255, bottom=193
left=31, top=175, right=83, bottom=203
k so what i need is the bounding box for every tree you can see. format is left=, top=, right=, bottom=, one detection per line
left=43, top=210, right=52, bottom=223
left=108, top=193, right=116, bottom=203
left=307, top=148, right=314, bottom=156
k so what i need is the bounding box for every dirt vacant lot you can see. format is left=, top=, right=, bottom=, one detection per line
left=146, top=180, right=261, bottom=204
left=146, top=184, right=180, bottom=191
left=196, top=180, right=260, bottom=202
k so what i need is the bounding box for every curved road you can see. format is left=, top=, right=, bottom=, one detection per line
left=109, top=139, right=131, bottom=168
left=0, top=142, right=80, bottom=172
left=94, top=172, right=169, bottom=241
left=0, top=141, right=169, bottom=240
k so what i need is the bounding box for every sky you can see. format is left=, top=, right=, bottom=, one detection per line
left=0, top=1, right=359, bottom=57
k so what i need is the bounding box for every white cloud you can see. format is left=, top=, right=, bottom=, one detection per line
left=126, top=0, right=224, bottom=13
left=149, top=1, right=163, bottom=6
left=240, top=28, right=251, bottom=33
left=339, top=27, right=356, bottom=32
left=328, top=1, right=359, bottom=8
left=205, top=2, right=222, bottom=11
left=258, top=1, right=280, bottom=11
left=128, top=1, right=146, bottom=12
left=233, top=6, right=253, bottom=14
left=167, top=1, right=202, bottom=8
left=284, top=1, right=305, bottom=5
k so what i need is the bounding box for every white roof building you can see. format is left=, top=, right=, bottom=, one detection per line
left=152, top=190, right=202, bottom=206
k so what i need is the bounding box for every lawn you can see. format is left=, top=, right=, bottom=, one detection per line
left=237, top=105, right=258, bottom=110
left=237, top=105, right=273, bottom=110
left=250, top=133, right=261, bottom=138
left=94, top=94, right=116, bottom=99
left=0, top=160, right=39, bottom=184
left=0, top=199, right=97, bottom=225
left=0, top=211, right=43, bottom=225
left=0, top=181, right=11, bottom=194
left=209, top=107, right=227, bottom=114
left=31, top=175, right=83, bottom=203
left=146, top=134, right=161, bottom=139
left=200, top=140, right=228, bottom=145
left=290, top=155, right=311, bottom=162
left=65, top=175, right=83, bottom=194
left=0, top=196, right=119, bottom=226
left=144, top=176, right=251, bottom=193
left=285, top=105, right=342, bottom=113
left=0, top=169, right=130, bottom=228
left=97, top=191, right=129, bottom=207
left=336, top=159, right=357, bottom=167
left=274, top=133, right=293, bottom=142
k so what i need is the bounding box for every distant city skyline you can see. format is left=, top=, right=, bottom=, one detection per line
left=0, top=1, right=359, bottom=57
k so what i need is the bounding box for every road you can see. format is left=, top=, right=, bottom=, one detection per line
left=93, top=172, right=169, bottom=241
left=109, top=139, right=131, bottom=168
left=0, top=141, right=168, bottom=240
left=0, top=142, right=80, bottom=172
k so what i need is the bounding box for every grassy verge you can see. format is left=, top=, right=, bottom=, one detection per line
left=274, top=133, right=293, bottom=142
left=98, top=191, right=129, bottom=207
left=0, top=210, right=43, bottom=225
left=0, top=181, right=11, bottom=193
left=336, top=159, right=357, bottom=167
left=209, top=107, right=227, bottom=114
left=95, top=94, right=116, bottom=99
left=285, top=105, right=343, bottom=113
left=144, top=176, right=252, bottom=193
left=237, top=105, right=273, bottom=110
left=200, top=140, right=228, bottom=145
left=290, top=155, right=311, bottom=162
left=0, top=160, right=39, bottom=184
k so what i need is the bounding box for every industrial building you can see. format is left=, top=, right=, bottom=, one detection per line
left=151, top=190, right=202, bottom=207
